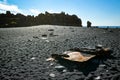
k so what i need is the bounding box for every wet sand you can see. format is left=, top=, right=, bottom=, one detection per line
left=0, top=25, right=120, bottom=80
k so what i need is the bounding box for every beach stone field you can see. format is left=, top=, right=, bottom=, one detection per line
left=0, top=25, right=120, bottom=80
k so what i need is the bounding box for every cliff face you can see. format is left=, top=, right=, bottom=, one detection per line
left=0, top=11, right=82, bottom=27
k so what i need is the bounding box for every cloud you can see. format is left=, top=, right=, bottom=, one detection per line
left=0, top=3, right=21, bottom=13
left=0, top=0, right=40, bottom=16
left=29, top=9, right=41, bottom=16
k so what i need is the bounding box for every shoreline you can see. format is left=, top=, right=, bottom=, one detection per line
left=0, top=25, right=120, bottom=29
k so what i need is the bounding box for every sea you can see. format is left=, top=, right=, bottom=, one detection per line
left=95, top=26, right=120, bottom=28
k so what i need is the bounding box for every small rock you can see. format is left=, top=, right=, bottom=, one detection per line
left=28, top=39, right=32, bottom=42
left=106, top=70, right=109, bottom=72
left=45, top=40, right=50, bottom=42
left=99, top=64, right=106, bottom=68
left=49, top=32, right=54, bottom=36
left=48, top=29, right=54, bottom=31
left=55, top=65, right=65, bottom=69
left=49, top=73, right=55, bottom=77
left=33, top=36, right=39, bottom=39
left=65, top=39, right=69, bottom=42
left=63, top=51, right=71, bottom=54
left=31, top=57, right=36, bottom=60
left=50, top=63, right=54, bottom=66
left=96, top=44, right=103, bottom=49
left=42, top=34, right=47, bottom=37
left=46, top=57, right=54, bottom=61
left=95, top=76, right=101, bottom=80
left=41, top=37, right=47, bottom=40
left=63, top=69, right=67, bottom=73
left=55, top=65, right=65, bottom=71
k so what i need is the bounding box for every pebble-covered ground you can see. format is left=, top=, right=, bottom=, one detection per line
left=0, top=25, right=120, bottom=80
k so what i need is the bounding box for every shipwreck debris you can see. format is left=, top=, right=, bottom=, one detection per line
left=46, top=45, right=113, bottom=62
left=46, top=45, right=113, bottom=76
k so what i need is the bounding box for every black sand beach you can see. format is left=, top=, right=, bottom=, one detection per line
left=0, top=25, right=120, bottom=80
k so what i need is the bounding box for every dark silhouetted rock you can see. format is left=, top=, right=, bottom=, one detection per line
left=87, top=21, right=92, bottom=28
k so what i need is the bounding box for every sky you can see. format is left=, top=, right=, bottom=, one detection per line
left=0, top=0, right=120, bottom=26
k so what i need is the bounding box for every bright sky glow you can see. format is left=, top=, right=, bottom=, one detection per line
left=0, top=0, right=120, bottom=26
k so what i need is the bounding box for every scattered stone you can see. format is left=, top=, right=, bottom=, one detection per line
left=28, top=39, right=32, bottom=42
left=99, top=64, right=106, bottom=67
left=106, top=70, right=109, bottom=72
left=63, top=51, right=72, bottom=54
left=50, top=63, right=54, bottom=66
left=48, top=29, right=54, bottom=31
left=45, top=40, right=50, bottom=42
left=49, top=32, right=58, bottom=37
left=33, top=36, right=39, bottom=39
left=55, top=65, right=65, bottom=69
left=49, top=73, right=55, bottom=77
left=65, top=39, right=69, bottom=42
left=63, top=69, right=67, bottom=73
left=95, top=76, right=101, bottom=80
left=41, top=37, right=47, bottom=40
left=95, top=44, right=103, bottom=49
left=49, top=32, right=54, bottom=36
left=42, top=34, right=47, bottom=37
left=46, top=57, right=54, bottom=61
left=55, top=65, right=65, bottom=72
left=31, top=57, right=36, bottom=60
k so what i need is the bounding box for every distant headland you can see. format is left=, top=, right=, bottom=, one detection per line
left=0, top=11, right=82, bottom=28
